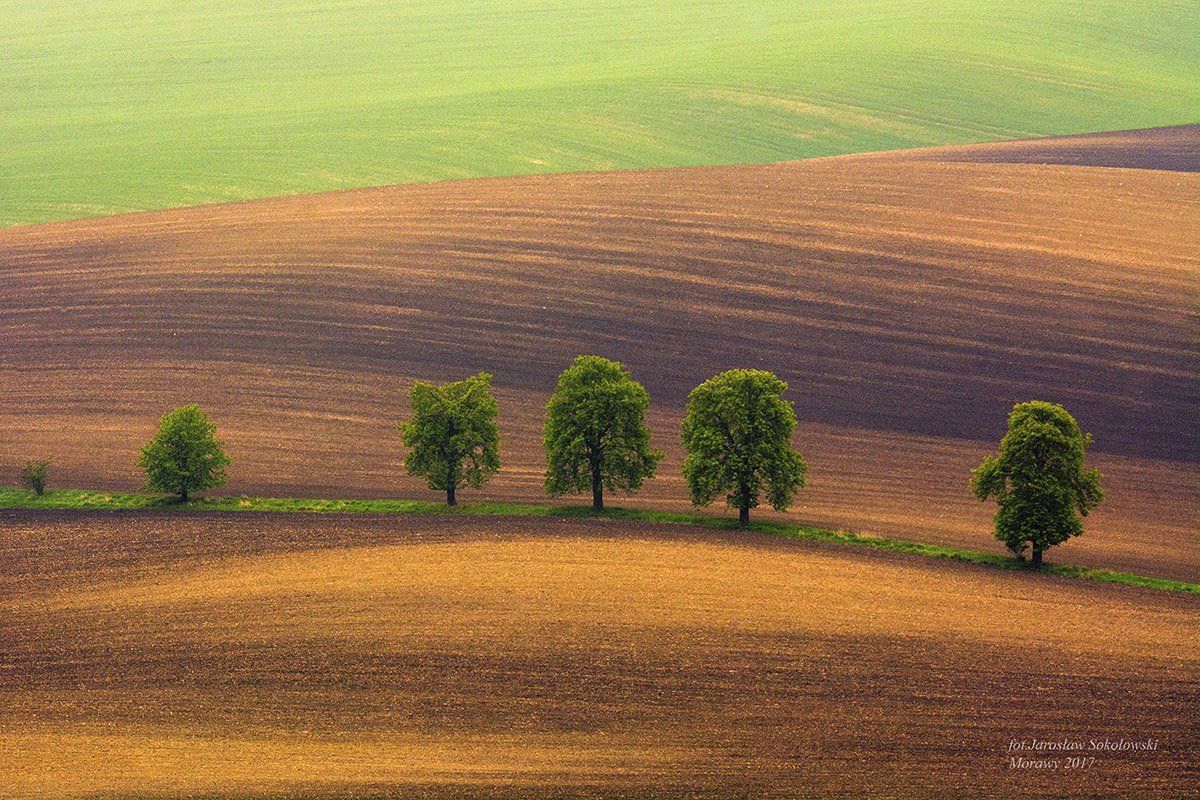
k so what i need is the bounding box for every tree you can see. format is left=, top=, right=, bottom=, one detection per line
left=399, top=372, right=500, bottom=506
left=681, top=369, right=808, bottom=526
left=138, top=404, right=230, bottom=501
left=21, top=460, right=49, bottom=496
left=543, top=355, right=661, bottom=512
left=971, top=400, right=1104, bottom=568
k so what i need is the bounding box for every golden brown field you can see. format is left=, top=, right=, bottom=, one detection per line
left=2, top=127, right=1195, bottom=580
left=3, top=510, right=1197, bottom=799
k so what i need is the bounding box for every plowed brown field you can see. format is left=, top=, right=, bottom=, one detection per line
left=887, top=124, right=1200, bottom=171
left=1, top=127, right=1196, bottom=580
left=2, top=511, right=1197, bottom=799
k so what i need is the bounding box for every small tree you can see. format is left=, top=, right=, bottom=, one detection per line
left=138, top=404, right=230, bottom=502
left=971, top=400, right=1103, bottom=568
left=399, top=372, right=500, bottom=506
left=681, top=369, right=808, bottom=526
left=544, top=355, right=662, bottom=512
left=21, top=460, right=49, bottom=496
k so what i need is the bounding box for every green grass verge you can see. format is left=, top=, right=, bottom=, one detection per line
left=2, top=486, right=1195, bottom=594
left=2, top=0, right=1197, bottom=226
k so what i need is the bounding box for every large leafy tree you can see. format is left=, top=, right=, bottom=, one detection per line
left=544, top=355, right=662, bottom=512
left=681, top=369, right=808, bottom=526
left=400, top=372, right=500, bottom=506
left=138, top=404, right=230, bottom=502
left=971, top=400, right=1103, bottom=568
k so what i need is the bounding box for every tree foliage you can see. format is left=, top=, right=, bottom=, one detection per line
left=971, top=400, right=1104, bottom=567
left=543, top=355, right=661, bottom=512
left=399, top=372, right=500, bottom=506
left=681, top=369, right=807, bottom=526
left=138, top=404, right=230, bottom=501
left=21, top=460, right=49, bottom=496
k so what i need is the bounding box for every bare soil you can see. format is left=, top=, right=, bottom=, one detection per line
left=884, top=124, right=1200, bottom=171
left=2, top=511, right=1197, bottom=798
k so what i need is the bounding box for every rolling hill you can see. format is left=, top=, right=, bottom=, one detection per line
left=1, top=127, right=1196, bottom=581
left=6, top=4, right=1197, bottom=797
left=3, top=510, right=1197, bottom=798
left=2, top=0, right=1197, bottom=225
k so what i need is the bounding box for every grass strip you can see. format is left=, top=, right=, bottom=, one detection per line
left=2, top=486, right=1195, bottom=594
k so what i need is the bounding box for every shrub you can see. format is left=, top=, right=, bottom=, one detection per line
left=21, top=460, right=49, bottom=496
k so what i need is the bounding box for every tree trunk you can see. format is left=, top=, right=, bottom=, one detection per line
left=591, top=462, right=603, bottom=513
left=737, top=481, right=751, bottom=527
left=1031, top=549, right=1043, bottom=568
left=446, top=484, right=456, bottom=507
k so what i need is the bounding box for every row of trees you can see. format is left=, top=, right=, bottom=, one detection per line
left=88, top=357, right=806, bottom=525
left=24, top=356, right=1105, bottom=566
left=404, top=356, right=808, bottom=524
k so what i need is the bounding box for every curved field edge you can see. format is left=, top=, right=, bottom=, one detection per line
left=3, top=487, right=1194, bottom=594
left=2, top=1, right=1198, bottom=226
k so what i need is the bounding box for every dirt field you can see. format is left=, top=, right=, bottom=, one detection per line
left=887, top=123, right=1200, bottom=171
left=2, top=510, right=1197, bottom=799
left=0, top=127, right=1196, bottom=581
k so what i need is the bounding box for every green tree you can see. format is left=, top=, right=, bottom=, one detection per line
left=681, top=369, right=808, bottom=526
left=399, top=372, right=500, bottom=506
left=971, top=401, right=1104, bottom=568
left=21, top=460, right=49, bottom=496
left=138, top=404, right=230, bottom=501
left=544, top=355, right=662, bottom=512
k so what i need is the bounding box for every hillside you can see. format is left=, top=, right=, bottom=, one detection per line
left=2, top=1, right=1197, bottom=225
left=1, top=128, right=1196, bottom=581
left=3, top=510, right=1197, bottom=798
left=887, top=123, right=1200, bottom=171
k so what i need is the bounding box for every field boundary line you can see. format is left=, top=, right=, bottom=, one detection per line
left=1, top=486, right=1195, bottom=595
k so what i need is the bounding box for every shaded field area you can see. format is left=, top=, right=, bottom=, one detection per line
left=2, top=511, right=1197, bottom=799
left=1, top=128, right=1197, bottom=580
left=889, top=123, right=1200, bottom=171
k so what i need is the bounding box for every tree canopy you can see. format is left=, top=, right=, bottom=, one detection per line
left=681, top=369, right=808, bottom=526
left=138, top=404, right=230, bottom=501
left=971, top=400, right=1104, bottom=567
left=399, top=372, right=500, bottom=506
left=543, top=355, right=661, bottom=512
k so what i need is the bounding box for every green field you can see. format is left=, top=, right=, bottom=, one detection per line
left=2, top=0, right=1196, bottom=226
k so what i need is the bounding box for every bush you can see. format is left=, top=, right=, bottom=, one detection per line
left=21, top=460, right=49, bottom=496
